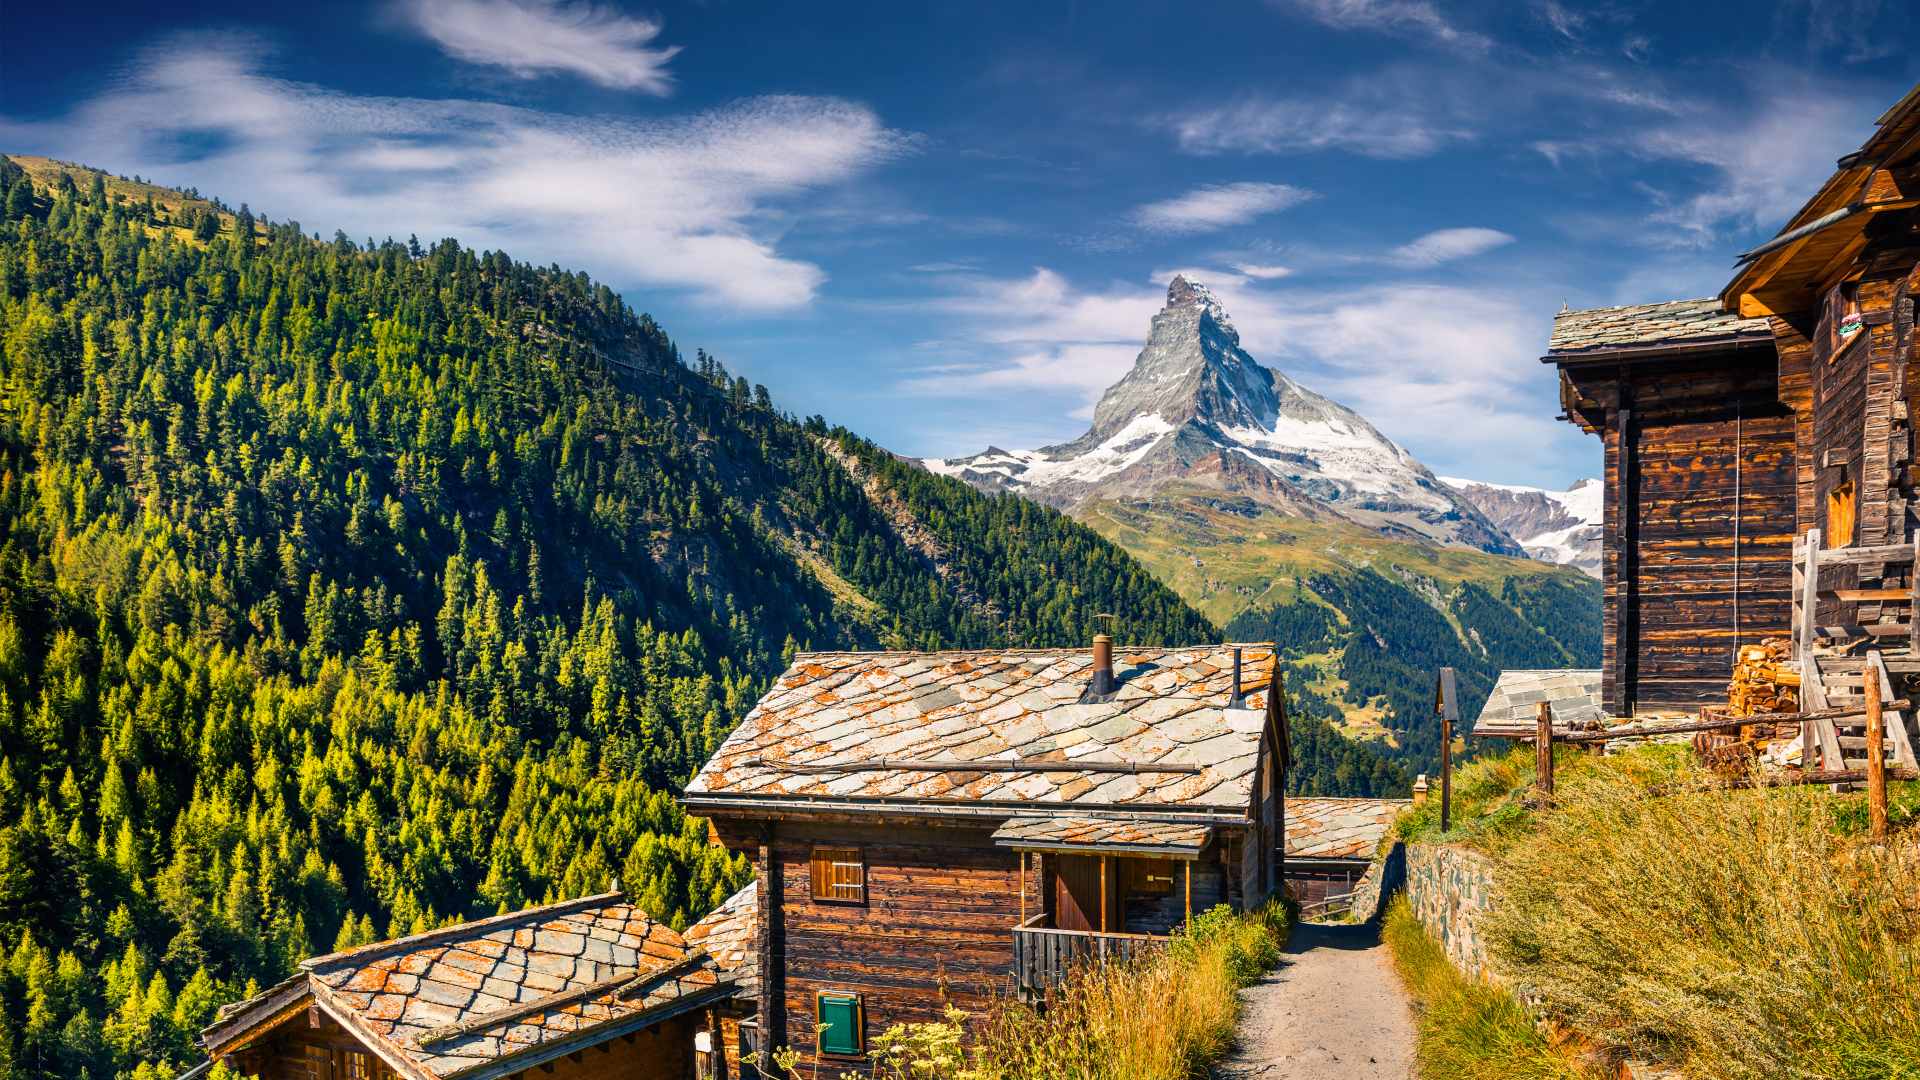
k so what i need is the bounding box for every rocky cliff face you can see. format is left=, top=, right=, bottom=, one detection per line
left=1441, top=477, right=1602, bottom=578
left=926, top=275, right=1522, bottom=555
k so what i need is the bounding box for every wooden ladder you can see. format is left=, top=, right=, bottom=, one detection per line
left=1791, top=528, right=1920, bottom=771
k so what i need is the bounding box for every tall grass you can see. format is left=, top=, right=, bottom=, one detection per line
left=969, top=904, right=1285, bottom=1080
left=1485, top=768, right=1920, bottom=1079
left=1382, top=895, right=1601, bottom=1080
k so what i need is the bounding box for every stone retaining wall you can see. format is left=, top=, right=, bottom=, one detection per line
left=1402, top=842, right=1497, bottom=981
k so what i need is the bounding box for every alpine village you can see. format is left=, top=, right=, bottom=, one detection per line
left=2, top=5, right=1919, bottom=1079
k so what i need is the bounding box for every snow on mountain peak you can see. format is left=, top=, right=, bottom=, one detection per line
left=1440, top=476, right=1602, bottom=577
left=925, top=277, right=1525, bottom=556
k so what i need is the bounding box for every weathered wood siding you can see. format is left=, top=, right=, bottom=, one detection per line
left=767, top=821, right=1034, bottom=1073
left=1572, top=351, right=1796, bottom=714
left=222, top=1009, right=700, bottom=1080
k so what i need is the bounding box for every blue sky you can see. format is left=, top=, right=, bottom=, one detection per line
left=4, top=0, right=1916, bottom=487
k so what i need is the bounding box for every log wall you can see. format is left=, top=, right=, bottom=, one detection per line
left=1570, top=351, right=1797, bottom=715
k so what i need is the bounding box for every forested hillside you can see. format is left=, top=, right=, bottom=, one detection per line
left=0, top=156, right=1226, bottom=1079
left=1227, top=569, right=1601, bottom=770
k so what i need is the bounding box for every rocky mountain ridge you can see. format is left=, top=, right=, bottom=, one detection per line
left=1441, top=477, right=1603, bottom=578
left=926, top=276, right=1522, bottom=555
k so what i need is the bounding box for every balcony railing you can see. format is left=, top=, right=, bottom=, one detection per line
left=1010, top=914, right=1165, bottom=999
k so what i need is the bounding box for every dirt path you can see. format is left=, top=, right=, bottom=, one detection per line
left=1213, top=921, right=1418, bottom=1080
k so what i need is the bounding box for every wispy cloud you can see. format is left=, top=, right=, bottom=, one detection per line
left=1273, top=0, right=1492, bottom=52
left=1232, top=263, right=1294, bottom=280
left=1389, top=227, right=1515, bottom=266
left=400, top=0, right=682, bottom=92
left=0, top=38, right=909, bottom=310
left=1131, top=182, right=1315, bottom=234
left=1168, top=94, right=1473, bottom=159
left=1627, top=82, right=1875, bottom=246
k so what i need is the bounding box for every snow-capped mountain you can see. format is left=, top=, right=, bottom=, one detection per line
left=926, top=275, right=1522, bottom=555
left=1440, top=477, right=1602, bottom=578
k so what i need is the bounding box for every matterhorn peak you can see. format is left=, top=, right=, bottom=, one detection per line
left=924, top=271, right=1524, bottom=556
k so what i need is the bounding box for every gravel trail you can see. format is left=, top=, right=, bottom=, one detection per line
left=1213, top=920, right=1418, bottom=1080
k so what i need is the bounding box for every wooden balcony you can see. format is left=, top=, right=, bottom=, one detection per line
left=1010, top=914, right=1165, bottom=1000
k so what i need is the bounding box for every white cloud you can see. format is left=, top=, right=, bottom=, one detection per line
left=1170, top=95, right=1474, bottom=159
left=1275, top=0, right=1492, bottom=52
left=1629, top=83, right=1876, bottom=246
left=1388, top=227, right=1515, bottom=266
left=1131, top=182, right=1315, bottom=234
left=1, top=39, right=907, bottom=310
left=401, top=0, right=681, bottom=92
left=1233, top=263, right=1294, bottom=280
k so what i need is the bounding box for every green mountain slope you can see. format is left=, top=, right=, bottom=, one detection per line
left=1076, top=491, right=1602, bottom=773
left=0, top=156, right=1234, bottom=1077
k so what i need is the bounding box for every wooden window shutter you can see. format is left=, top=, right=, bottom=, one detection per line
left=816, top=991, right=864, bottom=1056
left=1827, top=475, right=1857, bottom=548
left=809, top=846, right=865, bottom=903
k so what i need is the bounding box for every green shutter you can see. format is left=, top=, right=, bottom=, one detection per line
left=816, top=992, right=863, bottom=1056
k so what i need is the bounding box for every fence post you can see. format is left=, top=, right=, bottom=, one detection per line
left=1866, top=661, right=1888, bottom=840
left=1435, top=668, right=1458, bottom=833
left=1535, top=701, right=1554, bottom=797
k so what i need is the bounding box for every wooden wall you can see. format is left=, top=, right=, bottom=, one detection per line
left=1570, top=350, right=1797, bottom=715
left=762, top=820, right=1033, bottom=1075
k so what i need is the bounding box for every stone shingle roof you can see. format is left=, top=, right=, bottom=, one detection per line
left=204, top=893, right=733, bottom=1080
left=1284, top=798, right=1407, bottom=860
left=683, top=646, right=1277, bottom=822
left=991, top=815, right=1213, bottom=857
left=1548, top=298, right=1771, bottom=355
left=1473, top=669, right=1607, bottom=737
left=681, top=884, right=757, bottom=1003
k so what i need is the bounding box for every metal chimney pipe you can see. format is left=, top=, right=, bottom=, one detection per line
left=1230, top=647, right=1244, bottom=708
left=1091, top=633, right=1115, bottom=696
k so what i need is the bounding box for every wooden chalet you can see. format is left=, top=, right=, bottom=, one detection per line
left=1281, top=797, right=1406, bottom=913
left=681, top=637, right=1288, bottom=1072
left=192, top=893, right=742, bottom=1080
left=1543, top=83, right=1920, bottom=772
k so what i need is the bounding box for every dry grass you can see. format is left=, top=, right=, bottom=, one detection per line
left=1382, top=895, right=1601, bottom=1080
left=1484, top=766, right=1920, bottom=1079
left=968, top=904, right=1285, bottom=1080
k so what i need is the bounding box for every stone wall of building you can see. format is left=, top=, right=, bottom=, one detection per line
left=1402, top=842, right=1497, bottom=981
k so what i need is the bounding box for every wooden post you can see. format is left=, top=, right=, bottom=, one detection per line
left=1436, top=668, right=1458, bottom=832
left=1184, top=860, right=1192, bottom=926
left=1019, top=851, right=1027, bottom=923
left=1800, top=529, right=1823, bottom=768
left=1866, top=661, right=1888, bottom=840
left=1099, top=856, right=1108, bottom=933
left=1535, top=701, right=1554, bottom=797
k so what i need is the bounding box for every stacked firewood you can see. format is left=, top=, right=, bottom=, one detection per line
left=1727, top=638, right=1799, bottom=717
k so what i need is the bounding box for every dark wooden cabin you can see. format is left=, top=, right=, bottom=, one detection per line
left=681, top=640, right=1288, bottom=1074
left=192, top=893, right=740, bottom=1080
left=1547, top=299, right=1793, bottom=716
left=1544, top=83, right=1920, bottom=768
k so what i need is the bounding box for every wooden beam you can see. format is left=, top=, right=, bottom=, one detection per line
left=1867, top=671, right=1888, bottom=841
left=1184, top=861, right=1192, bottom=926
left=1099, top=856, right=1108, bottom=934
left=1534, top=702, right=1554, bottom=797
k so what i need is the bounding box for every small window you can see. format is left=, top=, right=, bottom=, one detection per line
left=816, top=991, right=864, bottom=1057
left=810, top=846, right=865, bottom=904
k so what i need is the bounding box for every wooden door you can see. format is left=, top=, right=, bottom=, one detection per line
left=1053, top=856, right=1100, bottom=932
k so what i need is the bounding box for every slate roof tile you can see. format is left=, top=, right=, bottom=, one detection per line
left=1473, top=670, right=1607, bottom=736
left=1284, top=798, right=1410, bottom=859
left=1548, top=298, right=1771, bottom=354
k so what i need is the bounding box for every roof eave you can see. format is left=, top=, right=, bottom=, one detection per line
left=442, top=980, right=739, bottom=1080
left=1541, top=333, right=1777, bottom=367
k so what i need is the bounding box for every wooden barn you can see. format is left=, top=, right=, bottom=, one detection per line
left=681, top=638, right=1288, bottom=1073
left=1544, top=82, right=1920, bottom=772
left=191, top=892, right=742, bottom=1080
